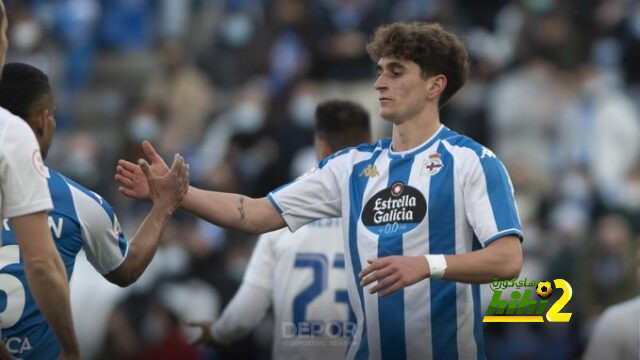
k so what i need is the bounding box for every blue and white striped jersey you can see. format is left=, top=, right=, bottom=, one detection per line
left=0, top=169, right=129, bottom=359
left=269, top=125, right=522, bottom=360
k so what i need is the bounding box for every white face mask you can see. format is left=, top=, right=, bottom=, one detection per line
left=128, top=114, right=160, bottom=142
left=11, top=20, right=41, bottom=51
left=219, top=14, right=254, bottom=48
left=231, top=102, right=265, bottom=134
left=288, top=95, right=318, bottom=128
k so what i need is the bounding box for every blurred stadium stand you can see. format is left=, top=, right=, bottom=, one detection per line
left=4, top=0, right=639, bottom=358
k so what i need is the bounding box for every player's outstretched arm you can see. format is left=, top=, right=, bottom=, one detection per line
left=105, top=155, right=189, bottom=286
left=360, top=236, right=522, bottom=298
left=116, top=141, right=286, bottom=234
left=12, top=212, right=80, bottom=359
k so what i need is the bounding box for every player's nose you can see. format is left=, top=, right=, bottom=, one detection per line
left=374, top=75, right=387, bottom=91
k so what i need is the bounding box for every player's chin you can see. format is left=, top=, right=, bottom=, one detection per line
left=379, top=109, right=400, bottom=123
left=379, top=107, right=394, bottom=120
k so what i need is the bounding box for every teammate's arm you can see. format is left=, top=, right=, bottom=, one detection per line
left=360, top=236, right=522, bottom=297
left=187, top=231, right=277, bottom=346
left=105, top=155, right=189, bottom=286
left=188, top=282, right=272, bottom=346
left=115, top=141, right=286, bottom=234
left=12, top=212, right=79, bottom=359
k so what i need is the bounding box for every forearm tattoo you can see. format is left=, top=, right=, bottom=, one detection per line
left=237, top=196, right=246, bottom=221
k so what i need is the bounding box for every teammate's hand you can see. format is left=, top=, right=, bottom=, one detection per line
left=185, top=320, right=221, bottom=347
left=140, top=153, right=189, bottom=212
left=359, top=256, right=430, bottom=298
left=116, top=141, right=170, bottom=199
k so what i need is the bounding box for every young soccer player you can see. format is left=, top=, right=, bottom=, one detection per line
left=117, top=21, right=523, bottom=360
left=0, top=4, right=78, bottom=358
left=188, top=100, right=371, bottom=359
left=0, top=62, right=189, bottom=359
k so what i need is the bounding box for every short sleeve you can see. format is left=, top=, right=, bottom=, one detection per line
left=462, top=147, right=523, bottom=246
left=0, top=119, right=52, bottom=218
left=268, top=158, right=344, bottom=232
left=66, top=182, right=129, bottom=274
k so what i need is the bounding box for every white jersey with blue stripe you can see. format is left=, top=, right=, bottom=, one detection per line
left=268, top=125, right=523, bottom=360
left=0, top=169, right=129, bottom=359
left=240, top=218, right=355, bottom=360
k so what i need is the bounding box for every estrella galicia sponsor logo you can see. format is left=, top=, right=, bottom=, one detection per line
left=362, top=181, right=426, bottom=235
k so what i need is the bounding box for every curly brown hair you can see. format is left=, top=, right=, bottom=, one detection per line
left=367, top=22, right=470, bottom=107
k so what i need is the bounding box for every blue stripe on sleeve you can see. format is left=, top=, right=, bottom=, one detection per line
left=479, top=158, right=521, bottom=234
left=428, top=143, right=459, bottom=360
left=483, top=229, right=523, bottom=246
left=267, top=193, right=284, bottom=214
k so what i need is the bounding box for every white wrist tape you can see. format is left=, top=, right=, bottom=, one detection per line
left=425, top=254, right=447, bottom=279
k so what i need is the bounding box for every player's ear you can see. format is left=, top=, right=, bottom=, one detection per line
left=426, top=74, right=446, bottom=101
left=32, top=109, right=48, bottom=136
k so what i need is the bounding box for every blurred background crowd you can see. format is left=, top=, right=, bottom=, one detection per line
left=3, top=0, right=639, bottom=359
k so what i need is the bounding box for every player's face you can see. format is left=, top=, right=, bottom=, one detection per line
left=374, top=57, right=431, bottom=123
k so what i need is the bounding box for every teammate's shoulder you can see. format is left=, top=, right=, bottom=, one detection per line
left=441, top=132, right=496, bottom=159
left=318, top=140, right=387, bottom=169
left=57, top=172, right=113, bottom=209
left=0, top=107, right=36, bottom=140
left=0, top=106, right=19, bottom=122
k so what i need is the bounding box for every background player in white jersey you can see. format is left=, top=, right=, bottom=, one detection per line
left=0, top=62, right=189, bottom=359
left=116, top=21, right=523, bottom=360
left=0, top=3, right=79, bottom=359
left=187, top=100, right=371, bottom=359
left=582, top=296, right=640, bottom=360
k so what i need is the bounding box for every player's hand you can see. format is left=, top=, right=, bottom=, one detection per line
left=140, top=154, right=189, bottom=213
left=185, top=320, right=221, bottom=347
left=359, top=256, right=430, bottom=298
left=116, top=141, right=170, bottom=199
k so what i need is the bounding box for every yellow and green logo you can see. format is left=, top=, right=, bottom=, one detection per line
left=483, top=278, right=573, bottom=323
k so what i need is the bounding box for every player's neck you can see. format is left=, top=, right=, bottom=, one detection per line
left=391, top=109, right=441, bottom=152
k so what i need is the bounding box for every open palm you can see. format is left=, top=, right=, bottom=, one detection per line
left=115, top=141, right=171, bottom=199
